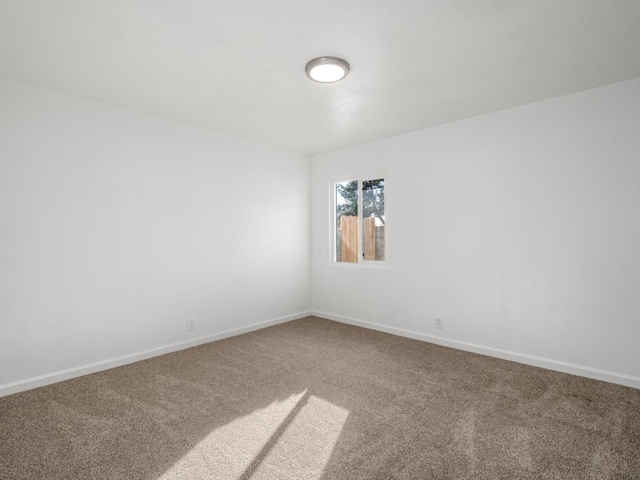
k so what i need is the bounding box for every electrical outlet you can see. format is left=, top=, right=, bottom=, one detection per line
left=435, top=318, right=443, bottom=329
left=186, top=319, right=195, bottom=332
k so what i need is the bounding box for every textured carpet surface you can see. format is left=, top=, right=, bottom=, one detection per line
left=1, top=316, right=639, bottom=479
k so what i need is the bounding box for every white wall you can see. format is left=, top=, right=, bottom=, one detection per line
left=0, top=79, right=310, bottom=394
left=311, top=78, right=640, bottom=388
left=3, top=75, right=639, bottom=396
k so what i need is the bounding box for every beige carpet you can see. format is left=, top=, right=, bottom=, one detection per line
left=1, top=316, right=639, bottom=479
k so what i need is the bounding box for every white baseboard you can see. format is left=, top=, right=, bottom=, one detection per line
left=0, top=310, right=311, bottom=398
left=5, top=309, right=637, bottom=397
left=312, top=310, right=640, bottom=391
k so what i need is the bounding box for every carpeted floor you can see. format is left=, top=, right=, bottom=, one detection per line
left=1, top=316, right=639, bottom=479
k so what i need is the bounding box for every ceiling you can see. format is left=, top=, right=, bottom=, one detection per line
left=1, top=1, right=639, bottom=155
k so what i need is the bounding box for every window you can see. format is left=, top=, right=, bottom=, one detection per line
left=334, top=176, right=386, bottom=264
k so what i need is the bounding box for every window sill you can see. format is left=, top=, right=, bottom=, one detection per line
left=330, top=261, right=389, bottom=269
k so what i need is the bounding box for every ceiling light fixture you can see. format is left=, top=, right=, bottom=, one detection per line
left=305, top=56, right=350, bottom=83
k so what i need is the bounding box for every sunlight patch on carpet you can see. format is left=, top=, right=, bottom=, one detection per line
left=158, top=390, right=349, bottom=479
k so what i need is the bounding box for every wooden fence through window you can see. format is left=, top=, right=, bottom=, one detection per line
left=340, top=216, right=358, bottom=263
left=338, top=216, right=384, bottom=262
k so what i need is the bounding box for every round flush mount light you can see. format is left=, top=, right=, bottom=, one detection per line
left=305, top=56, right=350, bottom=83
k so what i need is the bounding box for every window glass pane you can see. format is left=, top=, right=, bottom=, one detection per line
left=363, top=179, right=385, bottom=261
left=336, top=180, right=358, bottom=263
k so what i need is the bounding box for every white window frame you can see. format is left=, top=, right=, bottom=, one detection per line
left=330, top=172, right=389, bottom=268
